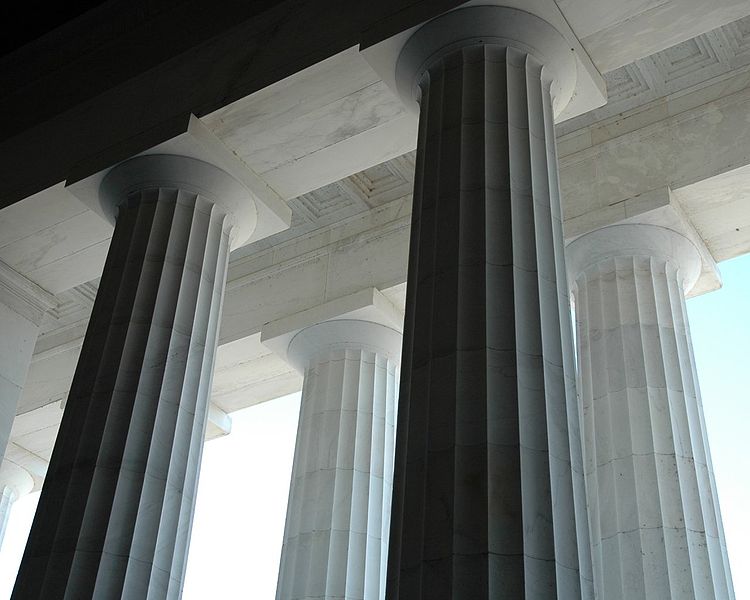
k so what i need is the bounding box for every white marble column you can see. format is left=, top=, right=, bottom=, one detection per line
left=385, top=7, right=592, bottom=599
left=0, top=459, right=34, bottom=549
left=275, top=319, right=401, bottom=600
left=567, top=224, right=734, bottom=600
left=12, top=155, right=258, bottom=599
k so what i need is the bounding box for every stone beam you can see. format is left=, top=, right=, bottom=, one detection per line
left=20, top=61, right=750, bottom=415
left=0, top=0, right=467, bottom=210
left=558, top=67, right=750, bottom=239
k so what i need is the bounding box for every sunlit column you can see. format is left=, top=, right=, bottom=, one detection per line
left=12, top=155, right=259, bottom=600
left=568, top=223, right=735, bottom=599
left=274, top=319, right=401, bottom=600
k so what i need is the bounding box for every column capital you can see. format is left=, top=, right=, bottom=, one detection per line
left=395, top=6, right=576, bottom=114
left=0, top=260, right=56, bottom=326
left=261, top=287, right=403, bottom=372
left=566, top=223, right=703, bottom=294
left=361, top=3, right=605, bottom=121
left=100, top=154, right=256, bottom=250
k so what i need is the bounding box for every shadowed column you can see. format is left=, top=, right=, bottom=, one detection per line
left=386, top=7, right=593, bottom=599
left=12, top=155, right=256, bottom=599
left=568, top=224, right=735, bottom=600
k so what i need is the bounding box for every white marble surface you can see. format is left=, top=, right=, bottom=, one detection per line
left=0, top=185, right=112, bottom=294
left=568, top=224, right=734, bottom=599
left=203, top=47, right=416, bottom=202
left=562, top=0, right=750, bottom=72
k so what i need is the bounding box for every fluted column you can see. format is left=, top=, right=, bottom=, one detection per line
left=567, top=224, right=734, bottom=599
left=386, top=7, right=592, bottom=599
left=0, top=262, right=55, bottom=461
left=275, top=319, right=401, bottom=600
left=12, top=155, right=257, bottom=599
left=0, top=459, right=34, bottom=549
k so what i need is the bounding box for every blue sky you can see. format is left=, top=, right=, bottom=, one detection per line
left=0, top=254, right=748, bottom=598
left=685, top=253, right=750, bottom=599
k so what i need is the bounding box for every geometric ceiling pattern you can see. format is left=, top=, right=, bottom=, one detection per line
left=231, top=151, right=416, bottom=259
left=559, top=15, right=750, bottom=134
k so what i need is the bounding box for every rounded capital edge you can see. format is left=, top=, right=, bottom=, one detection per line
left=287, top=319, right=403, bottom=373
left=99, top=154, right=258, bottom=250
left=565, top=224, right=703, bottom=295
left=394, top=6, right=576, bottom=115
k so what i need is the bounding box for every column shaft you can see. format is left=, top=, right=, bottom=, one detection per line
left=387, top=12, right=592, bottom=598
left=276, top=321, right=400, bottom=600
left=570, top=226, right=734, bottom=599
left=13, top=182, right=231, bottom=599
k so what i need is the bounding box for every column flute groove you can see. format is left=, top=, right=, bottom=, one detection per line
left=272, top=318, right=402, bottom=600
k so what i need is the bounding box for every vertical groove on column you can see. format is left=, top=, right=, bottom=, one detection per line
left=387, top=44, right=586, bottom=600
left=12, top=188, right=232, bottom=600
left=540, top=54, right=595, bottom=599
left=651, top=259, right=715, bottom=599
left=167, top=215, right=231, bottom=599
left=597, top=259, right=632, bottom=597
left=576, top=269, right=604, bottom=595
left=574, top=253, right=735, bottom=600
left=276, top=347, right=398, bottom=600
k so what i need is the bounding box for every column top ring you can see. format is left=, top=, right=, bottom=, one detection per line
left=394, top=6, right=577, bottom=116
left=566, top=224, right=703, bottom=294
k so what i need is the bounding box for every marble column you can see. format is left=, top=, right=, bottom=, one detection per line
left=12, top=155, right=257, bottom=599
left=0, top=459, right=34, bottom=549
left=275, top=319, right=401, bottom=600
left=567, top=224, right=735, bottom=600
left=386, top=7, right=592, bottom=599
